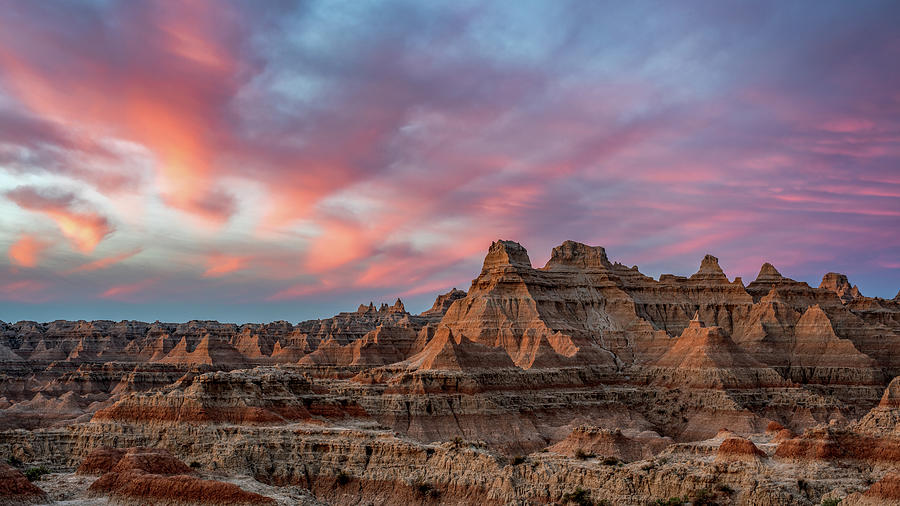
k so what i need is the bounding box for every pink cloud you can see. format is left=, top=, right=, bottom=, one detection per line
left=68, top=248, right=142, bottom=274
left=8, top=235, right=52, bottom=268
left=820, top=118, right=875, bottom=133
left=0, top=0, right=246, bottom=224
left=203, top=253, right=249, bottom=277
left=6, top=186, right=113, bottom=253
left=100, top=278, right=158, bottom=300
left=0, top=280, right=50, bottom=302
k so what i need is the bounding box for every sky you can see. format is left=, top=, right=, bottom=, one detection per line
left=0, top=0, right=898, bottom=323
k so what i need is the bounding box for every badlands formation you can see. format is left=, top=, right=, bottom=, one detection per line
left=1, top=240, right=900, bottom=505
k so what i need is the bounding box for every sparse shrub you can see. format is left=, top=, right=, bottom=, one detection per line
left=798, top=478, right=810, bottom=496
left=715, top=483, right=734, bottom=494
left=652, top=497, right=684, bottom=506
left=600, top=456, right=620, bottom=466
left=6, top=455, right=22, bottom=467
left=561, top=487, right=593, bottom=506
left=416, top=481, right=440, bottom=498
left=189, top=461, right=201, bottom=469
left=336, top=470, right=350, bottom=486
left=452, top=436, right=464, bottom=446
left=24, top=466, right=50, bottom=482
left=574, top=449, right=595, bottom=460
left=821, top=499, right=841, bottom=506
left=511, top=455, right=525, bottom=466
left=692, top=488, right=715, bottom=506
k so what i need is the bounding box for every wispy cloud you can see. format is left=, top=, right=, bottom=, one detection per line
left=0, top=0, right=898, bottom=320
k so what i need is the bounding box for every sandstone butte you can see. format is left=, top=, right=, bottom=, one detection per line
left=0, top=239, right=899, bottom=505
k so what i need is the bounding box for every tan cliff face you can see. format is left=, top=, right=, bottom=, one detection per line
left=1, top=239, right=900, bottom=505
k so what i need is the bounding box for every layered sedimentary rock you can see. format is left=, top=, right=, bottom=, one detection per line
left=94, top=368, right=366, bottom=425
left=649, top=314, right=785, bottom=389
left=439, top=240, right=668, bottom=368
left=820, top=272, right=862, bottom=303
left=546, top=425, right=670, bottom=462
left=1, top=238, right=899, bottom=505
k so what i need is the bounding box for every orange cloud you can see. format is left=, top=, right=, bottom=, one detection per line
left=303, top=220, right=375, bottom=273
left=8, top=235, right=52, bottom=268
left=100, top=278, right=158, bottom=300
left=203, top=253, right=249, bottom=277
left=6, top=186, right=113, bottom=253
left=0, top=0, right=244, bottom=225
left=68, top=248, right=142, bottom=274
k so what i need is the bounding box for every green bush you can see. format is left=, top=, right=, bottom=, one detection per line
left=600, top=456, right=620, bottom=466
left=652, top=497, right=684, bottom=506
left=821, top=499, right=841, bottom=506
left=511, top=455, right=525, bottom=466
left=24, top=466, right=50, bottom=482
left=336, top=470, right=350, bottom=486
left=189, top=461, right=201, bottom=469
left=5, top=455, right=22, bottom=467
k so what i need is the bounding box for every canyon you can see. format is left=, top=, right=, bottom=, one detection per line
left=1, top=239, right=899, bottom=505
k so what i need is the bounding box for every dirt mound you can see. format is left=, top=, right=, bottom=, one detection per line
left=845, top=472, right=900, bottom=505
left=775, top=428, right=900, bottom=464
left=89, top=472, right=275, bottom=505
left=84, top=447, right=274, bottom=505
left=716, top=437, right=766, bottom=462
left=547, top=426, right=662, bottom=462
left=0, top=462, right=47, bottom=505
left=76, top=447, right=127, bottom=475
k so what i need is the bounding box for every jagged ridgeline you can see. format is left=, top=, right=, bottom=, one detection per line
left=1, top=240, right=899, bottom=505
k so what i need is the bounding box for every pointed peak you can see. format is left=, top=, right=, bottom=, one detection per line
left=699, top=254, right=724, bottom=274
left=544, top=240, right=611, bottom=271
left=388, top=298, right=406, bottom=313
left=756, top=262, right=782, bottom=280
left=482, top=240, right=532, bottom=270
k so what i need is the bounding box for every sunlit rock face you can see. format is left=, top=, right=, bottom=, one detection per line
left=2, top=239, right=900, bottom=505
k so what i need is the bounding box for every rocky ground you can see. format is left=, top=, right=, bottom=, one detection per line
left=1, top=240, right=899, bottom=505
